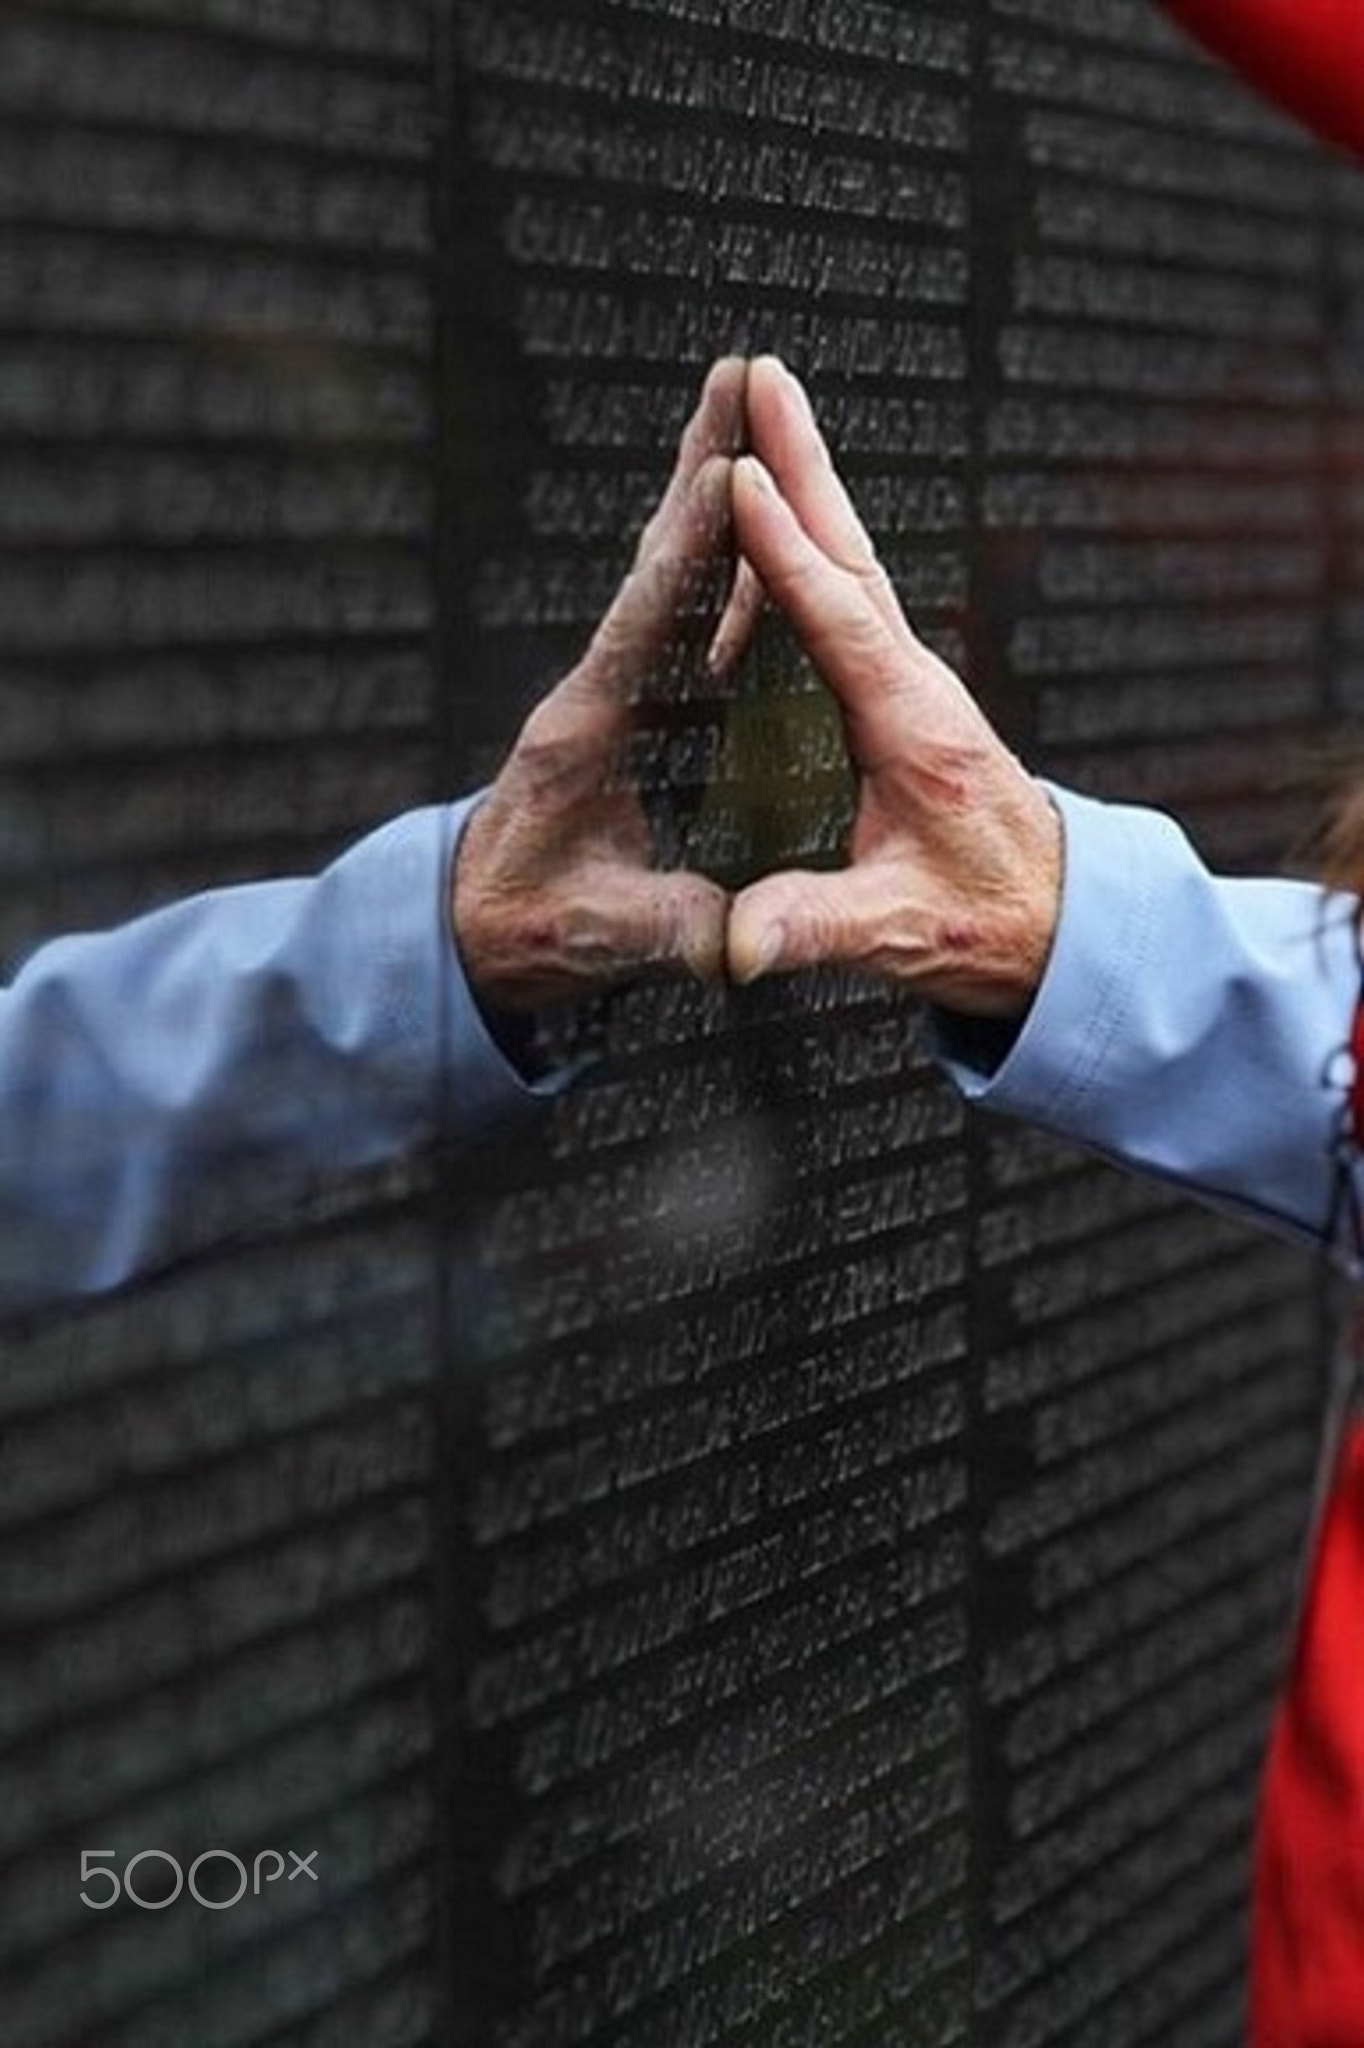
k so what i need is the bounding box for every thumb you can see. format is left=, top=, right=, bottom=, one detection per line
left=607, top=868, right=731, bottom=984
left=727, top=866, right=885, bottom=983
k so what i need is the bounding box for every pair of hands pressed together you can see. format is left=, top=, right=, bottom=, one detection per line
left=454, top=355, right=1063, bottom=1030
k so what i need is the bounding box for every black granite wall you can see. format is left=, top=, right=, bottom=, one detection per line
left=1, top=2, right=1354, bottom=2042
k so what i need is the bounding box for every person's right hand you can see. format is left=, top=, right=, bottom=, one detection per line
left=726, top=357, right=1063, bottom=1021
left=453, top=360, right=746, bottom=1014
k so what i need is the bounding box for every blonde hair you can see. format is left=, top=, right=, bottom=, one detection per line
left=1319, top=772, right=1364, bottom=899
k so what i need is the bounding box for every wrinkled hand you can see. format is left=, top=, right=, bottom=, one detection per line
left=454, top=361, right=745, bottom=1012
left=726, top=357, right=1062, bottom=1019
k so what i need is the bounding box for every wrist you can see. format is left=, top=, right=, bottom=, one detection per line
left=929, top=775, right=1063, bottom=1021
left=447, top=797, right=565, bottom=1087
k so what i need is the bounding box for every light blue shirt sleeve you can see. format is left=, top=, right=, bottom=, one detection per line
left=935, top=783, right=1360, bottom=1256
left=0, top=796, right=551, bottom=1318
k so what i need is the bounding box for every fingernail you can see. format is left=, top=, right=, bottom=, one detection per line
left=738, top=455, right=774, bottom=495
left=735, top=922, right=785, bottom=983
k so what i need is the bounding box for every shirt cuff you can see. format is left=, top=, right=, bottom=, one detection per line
left=344, top=799, right=568, bottom=1147
left=931, top=781, right=1355, bottom=1255
left=931, top=781, right=1169, bottom=1121
left=438, top=796, right=574, bottom=1131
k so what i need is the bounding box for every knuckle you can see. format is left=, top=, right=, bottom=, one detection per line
left=850, top=552, right=891, bottom=597
left=554, top=895, right=631, bottom=978
left=780, top=886, right=857, bottom=967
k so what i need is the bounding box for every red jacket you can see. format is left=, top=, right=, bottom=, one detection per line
left=1161, top=8, right=1364, bottom=2042
left=1164, top=0, right=1364, bottom=157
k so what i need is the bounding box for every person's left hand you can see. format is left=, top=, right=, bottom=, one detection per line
left=726, top=357, right=1062, bottom=1018
left=453, top=360, right=746, bottom=1012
